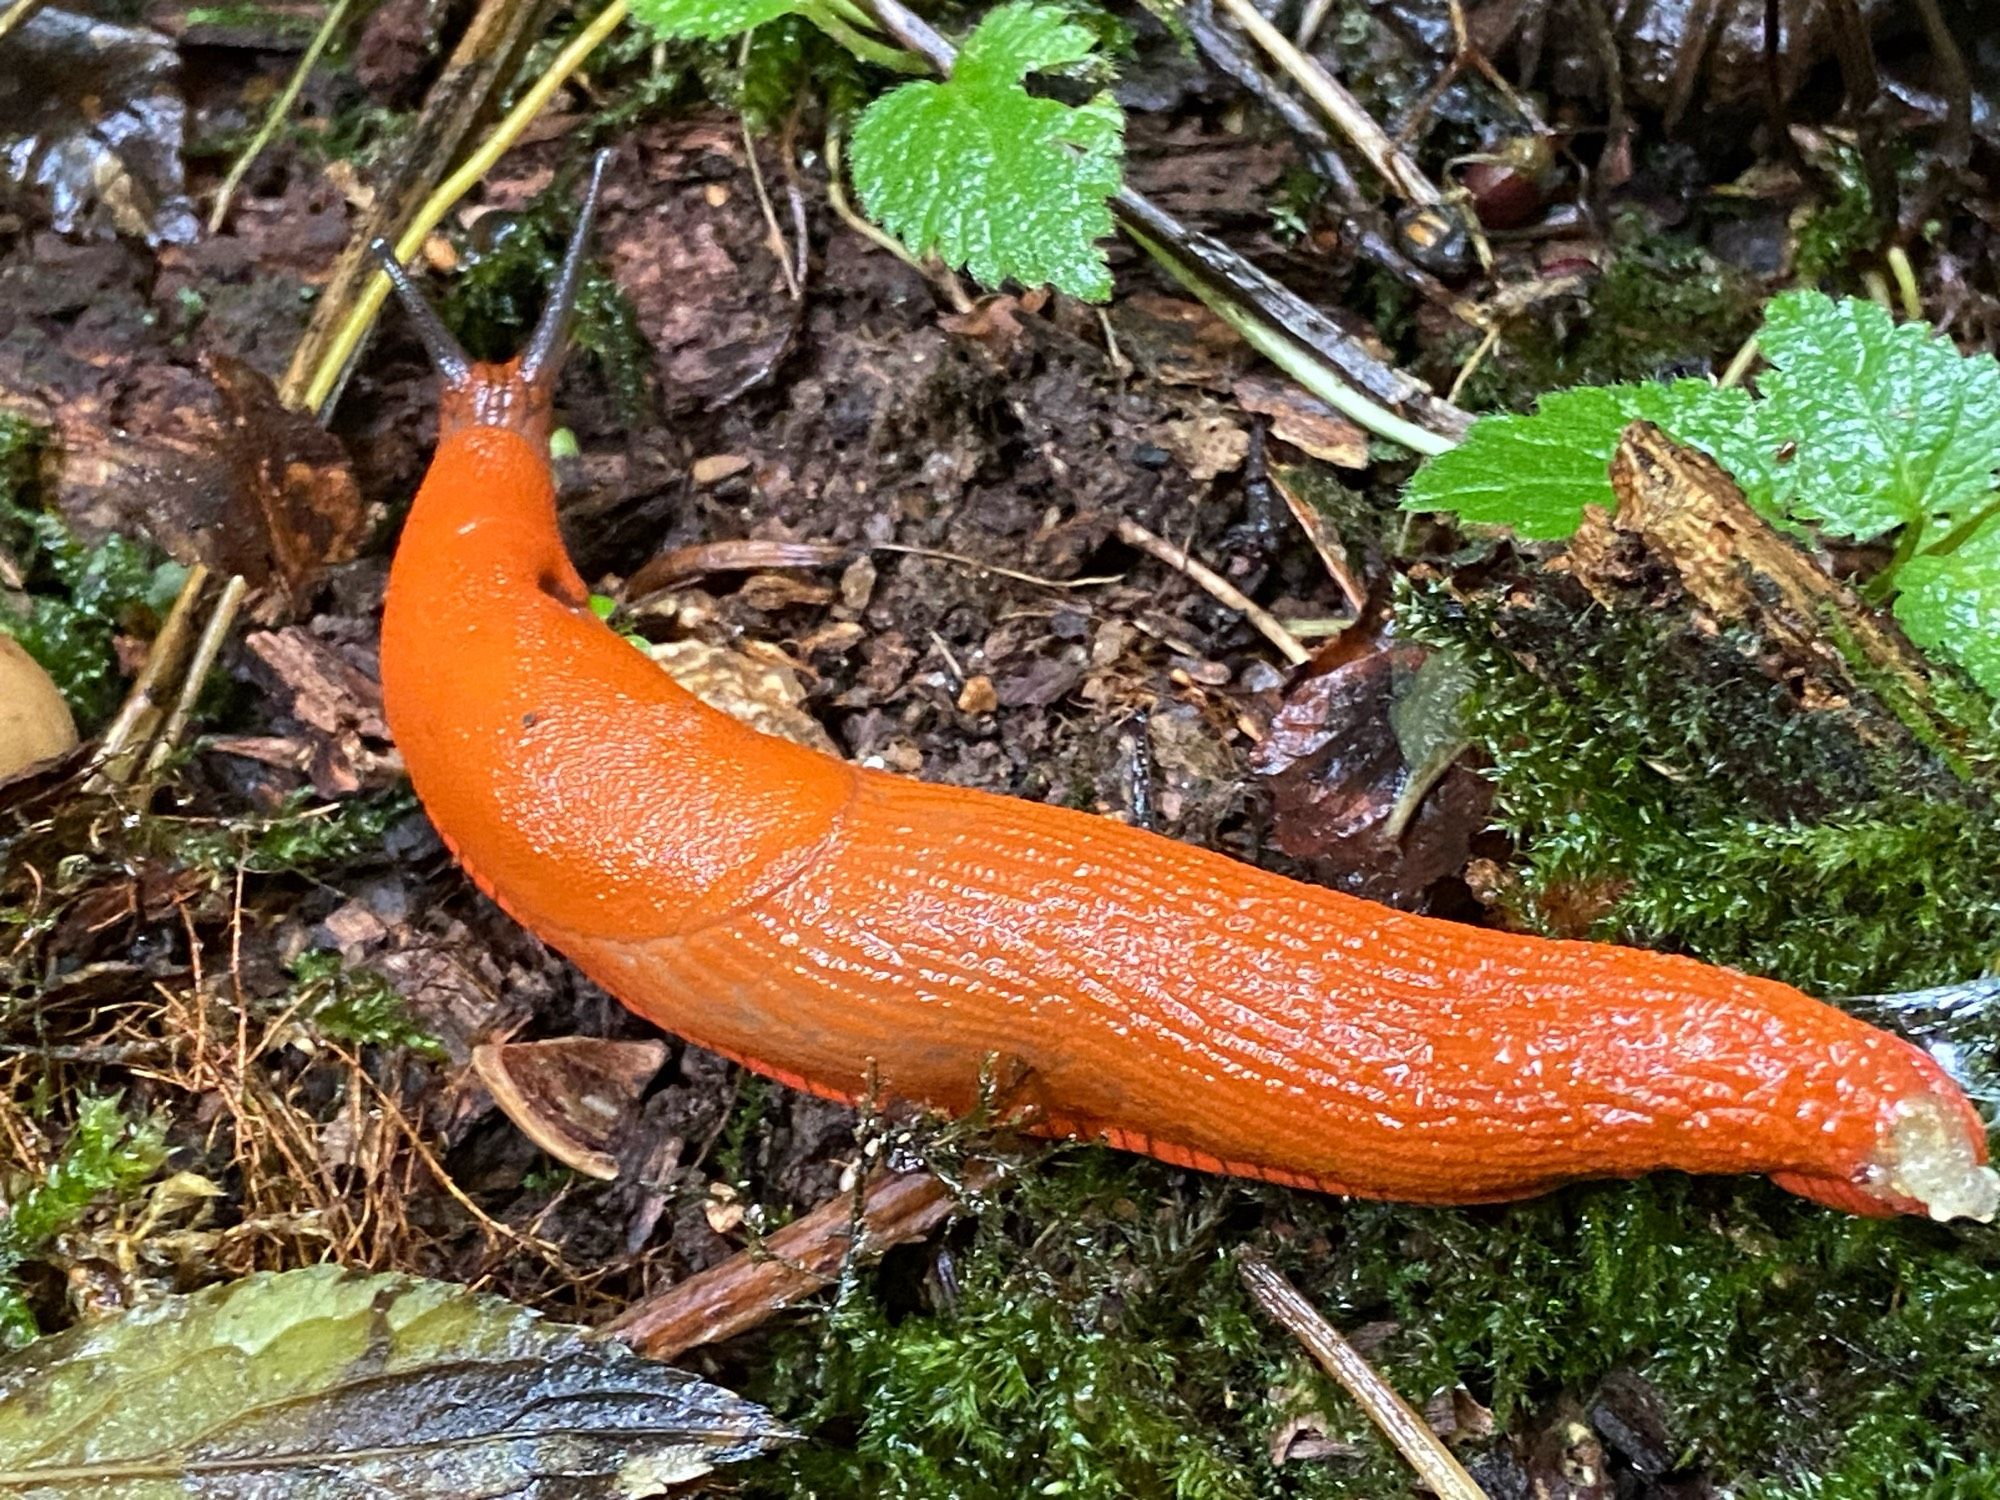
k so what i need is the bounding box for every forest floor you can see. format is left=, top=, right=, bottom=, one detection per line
left=4, top=1, right=2000, bottom=1496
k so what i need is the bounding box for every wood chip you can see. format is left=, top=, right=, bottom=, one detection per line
left=691, top=453, right=751, bottom=485
left=956, top=674, right=998, bottom=714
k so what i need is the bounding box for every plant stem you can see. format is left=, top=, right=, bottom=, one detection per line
left=299, top=0, right=630, bottom=416
left=1867, top=516, right=1930, bottom=601
left=1718, top=333, right=1760, bottom=389
left=1915, top=495, right=2000, bottom=567
left=1886, top=245, right=1923, bottom=321
left=208, top=0, right=361, bottom=234
left=0, top=0, right=50, bottom=48
left=815, top=0, right=887, bottom=33
left=803, top=0, right=924, bottom=71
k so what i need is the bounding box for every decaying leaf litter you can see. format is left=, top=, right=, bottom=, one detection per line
left=4, top=0, right=2000, bottom=1494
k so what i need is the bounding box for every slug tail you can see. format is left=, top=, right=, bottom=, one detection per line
left=370, top=148, right=612, bottom=447
left=1871, top=1093, right=1998, bottom=1222
left=1774, top=1091, right=1997, bottom=1221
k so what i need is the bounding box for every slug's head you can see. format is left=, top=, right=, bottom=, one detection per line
left=370, top=150, right=610, bottom=450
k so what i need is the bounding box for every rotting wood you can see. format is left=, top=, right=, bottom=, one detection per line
left=1564, top=422, right=1974, bottom=775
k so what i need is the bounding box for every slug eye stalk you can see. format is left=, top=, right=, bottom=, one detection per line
left=370, top=147, right=614, bottom=444
left=518, top=147, right=612, bottom=391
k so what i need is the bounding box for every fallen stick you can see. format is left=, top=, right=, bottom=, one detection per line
left=1116, top=517, right=1312, bottom=667
left=607, top=1162, right=998, bottom=1360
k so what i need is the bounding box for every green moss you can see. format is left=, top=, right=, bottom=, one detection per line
left=181, top=2, right=323, bottom=35
left=1792, top=141, right=1882, bottom=287
left=287, top=948, right=444, bottom=1058
left=738, top=1141, right=2000, bottom=1499
left=1455, top=221, right=1763, bottom=411
left=0, top=1097, right=169, bottom=1347
left=1315, top=1179, right=2000, bottom=1489
left=743, top=1153, right=1285, bottom=1500
left=713, top=1075, right=770, bottom=1186
left=1401, top=575, right=2000, bottom=995
left=165, top=787, right=419, bottom=879
left=0, top=416, right=183, bottom=725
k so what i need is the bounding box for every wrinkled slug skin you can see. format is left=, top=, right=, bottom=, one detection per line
left=381, top=424, right=1987, bottom=1213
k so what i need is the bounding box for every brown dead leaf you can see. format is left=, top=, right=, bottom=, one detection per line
left=1423, top=1384, right=1496, bottom=1446
left=939, top=291, right=1047, bottom=355
left=0, top=8, right=198, bottom=245
left=0, top=356, right=365, bottom=616
left=1123, top=119, right=1293, bottom=220
left=1159, top=412, right=1250, bottom=485
left=1250, top=635, right=1489, bottom=907
left=471, top=1037, right=668, bottom=1181
left=206, top=354, right=368, bottom=610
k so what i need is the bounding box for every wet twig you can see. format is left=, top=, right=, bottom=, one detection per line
left=1181, top=0, right=1364, bottom=209
left=1115, top=517, right=1311, bottom=666
left=142, top=575, right=248, bottom=783
left=1112, top=192, right=1468, bottom=446
left=1210, top=0, right=1438, bottom=208
left=1178, top=2, right=1471, bottom=314
left=607, top=1164, right=998, bottom=1359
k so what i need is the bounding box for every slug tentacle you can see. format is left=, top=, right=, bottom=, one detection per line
left=370, top=237, right=473, bottom=388
left=371, top=148, right=613, bottom=445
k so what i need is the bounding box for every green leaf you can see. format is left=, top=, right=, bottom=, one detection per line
left=0, top=1266, right=790, bottom=1496
left=629, top=0, right=802, bottom=41
left=1402, top=380, right=1765, bottom=540
left=1754, top=289, right=2000, bottom=543
left=850, top=2, right=1124, bottom=301
left=1896, top=521, right=2000, bottom=697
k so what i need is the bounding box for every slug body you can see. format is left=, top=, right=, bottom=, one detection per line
left=374, top=188, right=1996, bottom=1220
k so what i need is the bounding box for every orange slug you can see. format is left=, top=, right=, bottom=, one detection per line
left=374, top=160, right=1996, bottom=1221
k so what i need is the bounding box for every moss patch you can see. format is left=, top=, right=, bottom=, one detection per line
left=0, top=416, right=183, bottom=725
